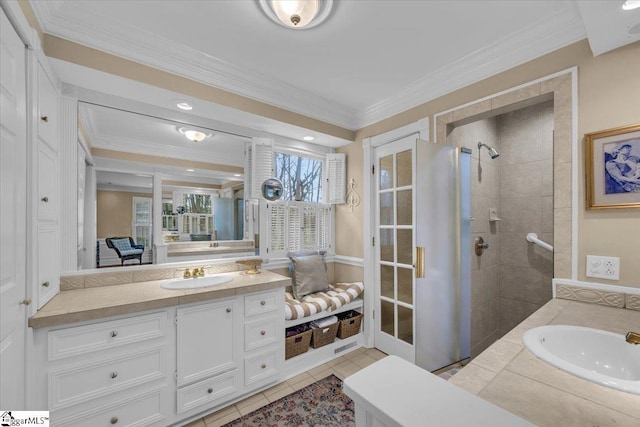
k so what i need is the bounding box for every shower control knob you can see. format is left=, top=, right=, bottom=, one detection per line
left=475, top=237, right=489, bottom=256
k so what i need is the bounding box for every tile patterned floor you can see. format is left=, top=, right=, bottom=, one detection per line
left=184, top=347, right=387, bottom=427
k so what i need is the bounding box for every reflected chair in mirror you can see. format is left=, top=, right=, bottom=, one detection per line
left=105, top=237, right=145, bottom=265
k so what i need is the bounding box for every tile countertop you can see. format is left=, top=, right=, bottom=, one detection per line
left=29, top=270, right=290, bottom=329
left=450, top=298, right=640, bottom=426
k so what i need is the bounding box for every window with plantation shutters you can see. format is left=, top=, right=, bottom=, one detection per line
left=326, top=153, right=346, bottom=204
left=261, top=201, right=332, bottom=258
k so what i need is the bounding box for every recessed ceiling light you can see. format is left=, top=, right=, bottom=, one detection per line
left=234, top=174, right=242, bottom=177
left=175, top=101, right=193, bottom=110
left=303, top=136, right=314, bottom=141
left=186, top=169, right=195, bottom=172
left=622, top=0, right=640, bottom=10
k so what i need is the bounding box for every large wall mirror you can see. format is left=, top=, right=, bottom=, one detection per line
left=78, top=101, right=257, bottom=270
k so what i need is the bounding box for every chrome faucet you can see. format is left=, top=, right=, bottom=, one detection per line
left=626, top=331, right=640, bottom=345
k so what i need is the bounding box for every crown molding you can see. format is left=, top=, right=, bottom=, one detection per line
left=31, top=1, right=588, bottom=133
left=30, top=1, right=357, bottom=130
left=354, top=3, right=587, bottom=129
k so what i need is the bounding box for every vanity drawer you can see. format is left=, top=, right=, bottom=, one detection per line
left=245, top=289, right=281, bottom=317
left=244, top=316, right=279, bottom=351
left=48, top=312, right=166, bottom=360
left=49, top=347, right=165, bottom=410
left=56, top=388, right=165, bottom=427
left=244, top=348, right=279, bottom=386
left=177, top=370, right=239, bottom=414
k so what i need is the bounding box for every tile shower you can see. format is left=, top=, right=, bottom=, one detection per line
left=449, top=100, right=554, bottom=357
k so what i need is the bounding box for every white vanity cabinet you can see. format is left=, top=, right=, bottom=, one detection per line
left=33, top=285, right=286, bottom=425
left=175, top=297, right=242, bottom=414
left=174, top=288, right=285, bottom=417
left=243, top=289, right=284, bottom=388
left=34, top=312, right=170, bottom=426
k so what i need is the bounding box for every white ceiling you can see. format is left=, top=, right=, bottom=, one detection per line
left=32, top=1, right=640, bottom=132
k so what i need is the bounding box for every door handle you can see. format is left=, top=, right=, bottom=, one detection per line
left=415, top=246, right=425, bottom=278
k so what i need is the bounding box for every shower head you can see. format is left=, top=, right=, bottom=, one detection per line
left=477, top=142, right=500, bottom=159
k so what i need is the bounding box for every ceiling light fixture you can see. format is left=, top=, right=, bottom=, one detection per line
left=178, top=127, right=212, bottom=142
left=186, top=169, right=195, bottom=172
left=258, top=0, right=334, bottom=30
left=622, top=0, right=640, bottom=10
left=303, top=135, right=315, bottom=141
left=174, top=100, right=193, bottom=110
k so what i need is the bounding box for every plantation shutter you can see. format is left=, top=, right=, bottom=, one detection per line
left=266, top=202, right=287, bottom=257
left=326, top=153, right=346, bottom=204
left=318, top=204, right=331, bottom=251
left=302, top=207, right=318, bottom=250
left=287, top=204, right=301, bottom=252
left=250, top=137, right=274, bottom=199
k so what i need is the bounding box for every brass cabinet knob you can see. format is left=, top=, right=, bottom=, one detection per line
left=41, top=116, right=48, bottom=123
left=261, top=363, right=267, bottom=369
left=226, top=308, right=232, bottom=313
left=207, top=388, right=213, bottom=394
left=110, top=331, right=118, bottom=338
left=110, top=416, right=118, bottom=424
left=260, top=330, right=266, bottom=336
left=260, top=300, right=266, bottom=306
left=41, top=197, right=49, bottom=202
left=42, top=281, right=50, bottom=287
left=111, top=372, right=118, bottom=379
left=20, top=298, right=31, bottom=306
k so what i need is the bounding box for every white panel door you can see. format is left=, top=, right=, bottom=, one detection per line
left=0, top=8, right=27, bottom=409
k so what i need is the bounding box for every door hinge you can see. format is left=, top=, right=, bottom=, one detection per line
left=174, top=371, right=178, bottom=381
left=373, top=309, right=375, bottom=320
left=372, top=237, right=375, bottom=246
left=371, top=165, right=375, bottom=174
left=175, top=316, right=178, bottom=325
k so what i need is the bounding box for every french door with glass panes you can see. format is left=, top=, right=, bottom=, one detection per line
left=132, top=196, right=152, bottom=248
left=374, top=135, right=416, bottom=362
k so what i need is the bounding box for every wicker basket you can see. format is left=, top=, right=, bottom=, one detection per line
left=310, top=322, right=339, bottom=349
left=285, top=329, right=312, bottom=360
left=337, top=312, right=363, bottom=339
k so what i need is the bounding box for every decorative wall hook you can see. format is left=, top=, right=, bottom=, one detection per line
left=345, top=178, right=361, bottom=212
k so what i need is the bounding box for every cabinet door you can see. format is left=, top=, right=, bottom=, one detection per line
left=37, top=62, right=58, bottom=151
left=37, top=143, right=57, bottom=221
left=37, top=224, right=58, bottom=308
left=176, top=299, right=238, bottom=386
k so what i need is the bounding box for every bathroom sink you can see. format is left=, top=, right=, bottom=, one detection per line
left=160, top=274, right=233, bottom=290
left=523, top=325, right=640, bottom=395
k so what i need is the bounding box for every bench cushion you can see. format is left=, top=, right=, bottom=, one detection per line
left=285, top=282, right=364, bottom=321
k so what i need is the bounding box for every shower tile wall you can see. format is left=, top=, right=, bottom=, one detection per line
left=497, top=101, right=554, bottom=335
left=447, top=100, right=554, bottom=358
left=447, top=117, right=501, bottom=358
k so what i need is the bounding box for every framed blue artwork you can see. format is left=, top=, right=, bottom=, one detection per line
left=586, top=123, right=640, bottom=209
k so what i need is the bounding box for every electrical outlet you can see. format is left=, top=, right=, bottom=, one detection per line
left=586, top=255, right=620, bottom=280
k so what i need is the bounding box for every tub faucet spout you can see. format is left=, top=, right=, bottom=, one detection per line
left=626, top=331, right=640, bottom=345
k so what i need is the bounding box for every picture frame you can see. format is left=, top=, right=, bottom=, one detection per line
left=585, top=123, right=640, bottom=210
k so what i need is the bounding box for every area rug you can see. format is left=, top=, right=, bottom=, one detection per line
left=223, top=374, right=355, bottom=427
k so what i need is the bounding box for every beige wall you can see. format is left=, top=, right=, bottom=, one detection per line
left=97, top=191, right=150, bottom=238
left=341, top=40, right=640, bottom=287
